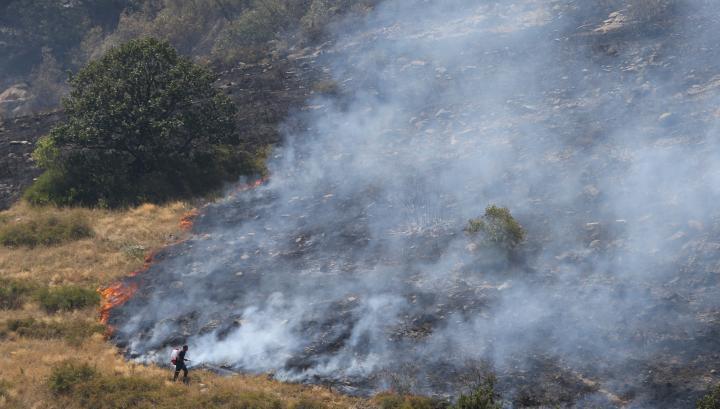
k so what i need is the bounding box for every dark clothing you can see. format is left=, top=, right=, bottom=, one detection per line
left=173, top=349, right=189, bottom=383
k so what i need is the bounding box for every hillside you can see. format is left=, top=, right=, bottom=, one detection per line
left=2, top=0, right=720, bottom=408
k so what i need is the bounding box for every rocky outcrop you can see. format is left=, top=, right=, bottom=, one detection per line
left=0, top=83, right=32, bottom=119
left=0, top=111, right=63, bottom=209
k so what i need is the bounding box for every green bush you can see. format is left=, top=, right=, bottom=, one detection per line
left=698, top=384, right=720, bottom=409
left=454, top=377, right=502, bottom=409
left=4, top=318, right=104, bottom=345
left=35, top=286, right=100, bottom=313
left=49, top=360, right=98, bottom=395
left=465, top=205, right=526, bottom=250
left=0, top=212, right=92, bottom=247
left=0, top=278, right=37, bottom=309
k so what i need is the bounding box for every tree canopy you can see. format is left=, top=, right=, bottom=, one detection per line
left=27, top=37, right=252, bottom=207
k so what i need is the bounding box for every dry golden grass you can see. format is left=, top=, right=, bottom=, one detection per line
left=0, top=201, right=191, bottom=287
left=0, top=201, right=379, bottom=409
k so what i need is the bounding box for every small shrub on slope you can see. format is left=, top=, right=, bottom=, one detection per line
left=465, top=205, right=526, bottom=250
left=4, top=318, right=104, bottom=345
left=0, top=278, right=37, bottom=309
left=455, top=379, right=502, bottom=409
left=0, top=212, right=92, bottom=247
left=698, top=384, right=720, bottom=409
left=49, top=360, right=97, bottom=395
left=35, top=286, right=100, bottom=313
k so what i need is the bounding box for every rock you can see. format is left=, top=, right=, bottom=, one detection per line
left=0, top=84, right=31, bottom=118
left=593, top=11, right=628, bottom=34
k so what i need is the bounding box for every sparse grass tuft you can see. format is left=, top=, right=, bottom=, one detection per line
left=35, top=286, right=100, bottom=313
left=0, top=211, right=92, bottom=247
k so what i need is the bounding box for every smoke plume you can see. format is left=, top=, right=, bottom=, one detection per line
left=111, top=1, right=720, bottom=407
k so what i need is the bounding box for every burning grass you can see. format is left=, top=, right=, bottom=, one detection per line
left=0, top=199, right=376, bottom=408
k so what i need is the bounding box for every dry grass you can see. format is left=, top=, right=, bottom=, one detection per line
left=0, top=201, right=377, bottom=408
left=0, top=201, right=191, bottom=287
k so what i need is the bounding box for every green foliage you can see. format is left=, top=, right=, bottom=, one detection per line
left=49, top=360, right=98, bottom=395
left=0, top=212, right=92, bottom=247
left=29, top=37, right=248, bottom=207
left=454, top=377, right=502, bottom=409
left=698, top=384, right=720, bottom=409
left=35, top=286, right=101, bottom=313
left=0, top=278, right=37, bottom=309
left=4, top=318, right=104, bottom=345
left=465, top=205, right=526, bottom=250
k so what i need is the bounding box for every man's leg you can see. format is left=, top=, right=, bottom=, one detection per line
left=182, top=365, right=189, bottom=384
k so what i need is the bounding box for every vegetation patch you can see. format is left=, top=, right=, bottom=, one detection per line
left=4, top=318, right=104, bottom=345
left=35, top=286, right=100, bottom=313
left=698, top=383, right=720, bottom=409
left=47, top=360, right=289, bottom=409
left=0, top=278, right=37, bottom=309
left=455, top=378, right=502, bottom=409
left=0, top=212, right=92, bottom=247
left=465, top=205, right=526, bottom=250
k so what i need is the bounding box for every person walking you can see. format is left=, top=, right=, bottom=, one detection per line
left=172, top=345, right=190, bottom=384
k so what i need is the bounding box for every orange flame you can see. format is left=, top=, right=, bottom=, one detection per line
left=180, top=209, right=199, bottom=230
left=98, top=177, right=268, bottom=334
left=99, top=281, right=138, bottom=326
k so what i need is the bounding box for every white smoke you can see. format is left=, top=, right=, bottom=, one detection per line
left=112, top=0, right=720, bottom=406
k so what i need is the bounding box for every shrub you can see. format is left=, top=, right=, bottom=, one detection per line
left=0, top=278, right=37, bottom=309
left=29, top=37, right=245, bottom=207
left=465, top=205, right=526, bottom=250
left=455, top=377, right=502, bottom=409
left=35, top=286, right=100, bottom=313
left=48, top=360, right=97, bottom=395
left=698, top=384, right=720, bottom=409
left=4, top=318, right=104, bottom=345
left=0, top=212, right=92, bottom=247
left=0, top=379, right=10, bottom=398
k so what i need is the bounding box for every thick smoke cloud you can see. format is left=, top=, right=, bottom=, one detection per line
left=111, top=1, right=720, bottom=407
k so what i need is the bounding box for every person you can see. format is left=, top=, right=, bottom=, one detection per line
left=173, top=345, right=190, bottom=384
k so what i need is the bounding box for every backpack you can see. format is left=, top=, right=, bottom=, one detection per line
left=170, top=348, right=179, bottom=365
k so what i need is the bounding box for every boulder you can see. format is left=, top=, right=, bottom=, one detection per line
left=0, top=84, right=31, bottom=118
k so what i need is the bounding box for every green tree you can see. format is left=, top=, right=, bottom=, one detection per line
left=27, top=37, right=249, bottom=207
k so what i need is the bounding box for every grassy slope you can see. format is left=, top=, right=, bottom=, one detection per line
left=0, top=202, right=376, bottom=409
